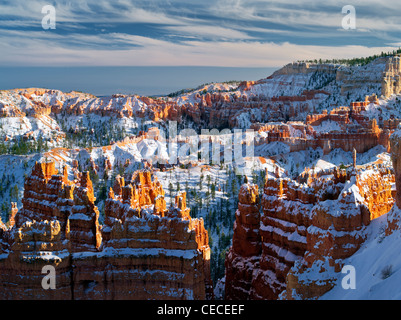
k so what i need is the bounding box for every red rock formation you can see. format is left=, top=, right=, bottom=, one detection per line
left=1, top=83, right=395, bottom=138
left=0, top=162, right=212, bottom=300
left=0, top=220, right=72, bottom=300
left=68, top=171, right=102, bottom=253
left=0, top=84, right=322, bottom=129
left=251, top=178, right=313, bottom=299
left=88, top=183, right=212, bottom=300
left=284, top=166, right=394, bottom=299
left=15, top=161, right=65, bottom=228
left=356, top=168, right=394, bottom=220
left=9, top=203, right=17, bottom=228
left=225, top=164, right=394, bottom=300
left=225, top=183, right=261, bottom=300
left=255, top=103, right=394, bottom=154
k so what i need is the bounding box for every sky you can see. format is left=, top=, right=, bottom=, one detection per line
left=0, top=0, right=401, bottom=95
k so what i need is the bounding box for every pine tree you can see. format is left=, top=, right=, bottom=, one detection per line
left=211, top=182, right=216, bottom=199
left=168, top=182, right=173, bottom=205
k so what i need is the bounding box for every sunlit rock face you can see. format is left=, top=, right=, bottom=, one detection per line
left=0, top=162, right=212, bottom=300
left=382, top=55, right=401, bottom=98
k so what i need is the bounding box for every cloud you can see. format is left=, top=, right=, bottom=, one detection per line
left=164, top=25, right=254, bottom=40
left=0, top=28, right=398, bottom=67
left=211, top=0, right=401, bottom=32
left=0, top=0, right=400, bottom=67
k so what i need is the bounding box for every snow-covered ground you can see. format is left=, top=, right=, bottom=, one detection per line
left=0, top=115, right=60, bottom=141
left=321, top=207, right=401, bottom=300
left=312, top=120, right=342, bottom=133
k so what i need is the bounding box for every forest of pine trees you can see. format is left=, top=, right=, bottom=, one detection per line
left=299, top=48, right=401, bottom=67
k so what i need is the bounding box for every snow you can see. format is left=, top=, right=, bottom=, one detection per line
left=69, top=212, right=92, bottom=221
left=320, top=208, right=401, bottom=300
left=254, top=141, right=290, bottom=157
left=73, top=247, right=200, bottom=261
left=314, top=159, right=336, bottom=172
left=214, top=276, right=226, bottom=300
left=21, top=249, right=70, bottom=263
left=312, top=120, right=342, bottom=133
left=248, top=73, right=313, bottom=97
left=260, top=224, right=307, bottom=244
left=0, top=115, right=60, bottom=143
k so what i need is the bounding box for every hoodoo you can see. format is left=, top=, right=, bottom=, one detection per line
left=0, top=162, right=212, bottom=300
left=225, top=163, right=394, bottom=299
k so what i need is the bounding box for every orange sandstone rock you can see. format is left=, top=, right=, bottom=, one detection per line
left=0, top=162, right=212, bottom=300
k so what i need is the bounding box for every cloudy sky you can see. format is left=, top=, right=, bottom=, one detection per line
left=0, top=0, right=401, bottom=68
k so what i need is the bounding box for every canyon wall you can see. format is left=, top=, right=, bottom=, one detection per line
left=0, top=161, right=212, bottom=300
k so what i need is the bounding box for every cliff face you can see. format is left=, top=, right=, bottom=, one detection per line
left=225, top=164, right=394, bottom=300
left=0, top=162, right=212, bottom=300
left=272, top=62, right=339, bottom=77
left=382, top=55, right=401, bottom=98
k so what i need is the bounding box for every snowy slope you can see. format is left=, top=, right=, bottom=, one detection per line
left=321, top=207, right=401, bottom=300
